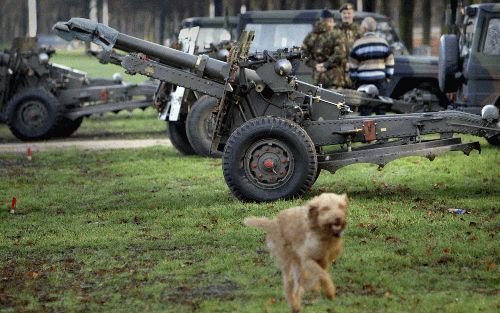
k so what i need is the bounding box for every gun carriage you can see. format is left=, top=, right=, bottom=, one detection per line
left=0, top=37, right=157, bottom=141
left=54, top=18, right=499, bottom=202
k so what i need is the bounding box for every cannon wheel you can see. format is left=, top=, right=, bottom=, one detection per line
left=486, top=135, right=500, bottom=146
left=167, top=119, right=196, bottom=155
left=6, top=88, right=63, bottom=141
left=52, top=116, right=84, bottom=137
left=222, top=117, right=317, bottom=202
left=186, top=95, right=222, bottom=157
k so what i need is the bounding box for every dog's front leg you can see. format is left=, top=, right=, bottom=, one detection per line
left=283, top=268, right=302, bottom=313
left=304, top=259, right=336, bottom=300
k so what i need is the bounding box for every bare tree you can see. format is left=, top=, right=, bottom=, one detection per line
left=328, top=0, right=341, bottom=9
left=382, top=0, right=391, bottom=18
left=214, top=0, right=223, bottom=16
left=305, top=0, right=317, bottom=9
left=363, top=0, right=375, bottom=12
left=399, top=0, right=415, bottom=52
left=422, top=0, right=431, bottom=45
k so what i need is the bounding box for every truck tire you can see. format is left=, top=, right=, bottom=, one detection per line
left=167, top=119, right=196, bottom=155
left=222, top=117, right=318, bottom=202
left=6, top=88, right=63, bottom=141
left=438, top=34, right=460, bottom=93
left=52, top=117, right=84, bottom=137
left=186, top=96, right=222, bottom=157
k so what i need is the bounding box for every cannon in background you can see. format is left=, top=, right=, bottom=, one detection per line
left=0, top=36, right=157, bottom=141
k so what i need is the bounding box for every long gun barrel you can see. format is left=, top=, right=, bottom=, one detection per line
left=53, top=18, right=230, bottom=82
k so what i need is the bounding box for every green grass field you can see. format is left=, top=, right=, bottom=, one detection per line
left=50, top=50, right=146, bottom=84
left=1, top=51, right=499, bottom=312
left=0, top=137, right=499, bottom=312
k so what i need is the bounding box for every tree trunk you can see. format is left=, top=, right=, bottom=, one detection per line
left=233, top=0, right=242, bottom=14
left=265, top=0, right=274, bottom=10
left=363, top=0, right=375, bottom=12
left=21, top=0, right=28, bottom=39
left=329, top=0, right=341, bottom=9
left=399, top=0, right=414, bottom=53
left=305, top=0, right=316, bottom=9
left=158, top=6, right=167, bottom=45
left=214, top=0, right=223, bottom=16
left=382, top=0, right=391, bottom=18
left=102, top=0, right=109, bottom=25
left=422, top=0, right=431, bottom=45
left=28, top=0, right=37, bottom=37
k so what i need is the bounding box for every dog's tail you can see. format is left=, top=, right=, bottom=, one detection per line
left=243, top=217, right=275, bottom=232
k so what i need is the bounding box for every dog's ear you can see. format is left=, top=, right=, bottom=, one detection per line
left=339, top=193, right=348, bottom=211
left=308, top=201, right=319, bottom=221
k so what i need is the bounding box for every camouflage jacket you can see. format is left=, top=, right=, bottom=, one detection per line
left=301, top=21, right=343, bottom=88
left=332, top=22, right=362, bottom=88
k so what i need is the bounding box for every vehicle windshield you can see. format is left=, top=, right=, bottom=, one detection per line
left=244, top=20, right=408, bottom=55
left=375, top=21, right=408, bottom=55
left=196, top=28, right=231, bottom=52
left=483, top=18, right=500, bottom=56
left=375, top=21, right=401, bottom=46
left=244, top=23, right=313, bottom=52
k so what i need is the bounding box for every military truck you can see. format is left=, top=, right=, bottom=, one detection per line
left=439, top=3, right=499, bottom=145
left=0, top=37, right=157, bottom=141
left=238, top=9, right=448, bottom=108
left=180, top=16, right=239, bottom=50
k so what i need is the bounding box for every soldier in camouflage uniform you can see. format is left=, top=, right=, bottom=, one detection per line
left=335, top=3, right=362, bottom=88
left=301, top=10, right=344, bottom=89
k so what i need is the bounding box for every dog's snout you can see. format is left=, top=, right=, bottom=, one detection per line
left=330, top=217, right=345, bottom=237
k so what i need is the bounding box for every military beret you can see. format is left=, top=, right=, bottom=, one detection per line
left=320, top=9, right=334, bottom=19
left=339, top=3, right=355, bottom=12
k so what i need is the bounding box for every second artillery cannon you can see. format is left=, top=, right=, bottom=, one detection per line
left=0, top=36, right=158, bottom=141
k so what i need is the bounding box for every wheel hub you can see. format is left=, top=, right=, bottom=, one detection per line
left=203, top=114, right=216, bottom=140
left=19, top=100, right=48, bottom=130
left=245, top=139, right=294, bottom=189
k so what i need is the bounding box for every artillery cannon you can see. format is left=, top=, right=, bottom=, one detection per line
left=0, top=36, right=157, bottom=141
left=54, top=18, right=499, bottom=202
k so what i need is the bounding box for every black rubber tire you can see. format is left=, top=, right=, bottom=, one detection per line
left=396, top=83, right=450, bottom=112
left=186, top=95, right=222, bottom=157
left=167, top=119, right=196, bottom=155
left=222, top=117, right=318, bottom=202
left=486, top=134, right=500, bottom=146
left=313, top=168, right=322, bottom=183
left=438, top=34, right=460, bottom=93
left=6, top=88, right=63, bottom=141
left=52, top=116, right=84, bottom=137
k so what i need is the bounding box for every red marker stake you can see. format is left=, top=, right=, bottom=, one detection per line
left=10, top=197, right=16, bottom=214
left=27, top=147, right=32, bottom=161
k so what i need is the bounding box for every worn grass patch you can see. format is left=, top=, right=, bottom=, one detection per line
left=0, top=136, right=498, bottom=312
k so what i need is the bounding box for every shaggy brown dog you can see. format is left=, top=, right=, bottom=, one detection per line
left=244, top=193, right=348, bottom=313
